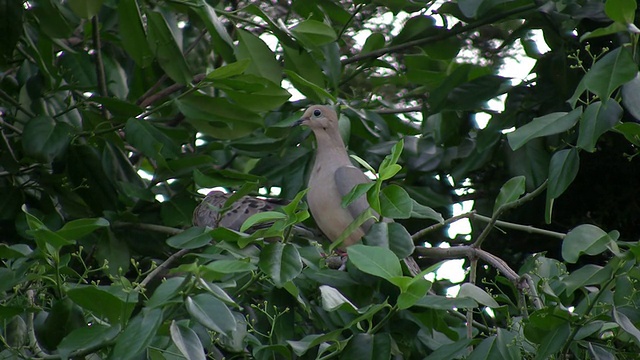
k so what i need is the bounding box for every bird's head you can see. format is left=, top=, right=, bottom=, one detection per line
left=294, top=105, right=338, bottom=131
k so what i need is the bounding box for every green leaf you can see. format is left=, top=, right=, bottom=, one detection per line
left=493, top=176, right=525, bottom=215
left=547, top=148, right=579, bottom=199
left=363, top=222, right=415, bottom=259
left=284, top=70, right=336, bottom=103
left=145, top=10, right=192, bottom=84
left=614, top=122, right=640, bottom=146
left=347, top=244, right=402, bottom=280
left=410, top=200, right=444, bottom=222
left=258, top=243, right=303, bottom=287
left=562, top=264, right=612, bottom=296
left=240, top=211, right=287, bottom=232
left=67, top=285, right=138, bottom=323
left=613, top=308, right=640, bottom=344
left=117, top=0, right=152, bottom=67
left=468, top=329, right=520, bottom=360
left=605, top=0, right=637, bottom=24
left=562, top=224, right=612, bottom=263
left=111, top=308, right=163, bottom=360
left=534, top=323, right=571, bottom=360
left=397, top=277, right=431, bottom=309
left=205, top=59, right=251, bottom=80
left=342, top=333, right=391, bottom=360
left=379, top=185, right=413, bottom=219
left=170, top=321, right=206, bottom=360
left=341, top=182, right=374, bottom=208
left=621, top=73, right=640, bottom=121
left=458, top=283, right=499, bottom=308
left=203, top=259, right=256, bottom=275
left=507, top=109, right=581, bottom=150
left=67, top=0, right=103, bottom=18
left=291, top=20, right=338, bottom=46
left=583, top=47, right=637, bottom=100
left=413, top=295, right=478, bottom=310
left=125, top=118, right=180, bottom=160
left=56, top=218, right=109, bottom=241
left=22, top=116, right=73, bottom=163
left=58, top=324, right=121, bottom=360
left=186, top=294, right=236, bottom=335
left=235, top=29, right=281, bottom=84
left=166, top=227, right=213, bottom=249
left=189, top=0, right=235, bottom=62
left=177, top=94, right=263, bottom=140
left=319, top=285, right=358, bottom=312
left=577, top=99, right=623, bottom=152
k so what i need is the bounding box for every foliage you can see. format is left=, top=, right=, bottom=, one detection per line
left=1, top=0, right=640, bottom=359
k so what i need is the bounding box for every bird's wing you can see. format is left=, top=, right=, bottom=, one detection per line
left=217, top=196, right=276, bottom=231
left=334, top=165, right=376, bottom=232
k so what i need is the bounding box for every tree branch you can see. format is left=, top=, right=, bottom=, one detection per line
left=416, top=245, right=519, bottom=282
left=473, top=180, right=547, bottom=248
left=341, top=3, right=538, bottom=65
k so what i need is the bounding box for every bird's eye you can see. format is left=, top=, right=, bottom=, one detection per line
left=313, top=109, right=322, bottom=117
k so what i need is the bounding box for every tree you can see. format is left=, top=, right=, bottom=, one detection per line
left=1, top=0, right=639, bottom=358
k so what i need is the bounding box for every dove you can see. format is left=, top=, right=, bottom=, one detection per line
left=193, top=190, right=319, bottom=239
left=296, top=105, right=420, bottom=275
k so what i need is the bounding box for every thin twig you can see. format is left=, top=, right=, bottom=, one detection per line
left=412, top=211, right=476, bottom=242
left=473, top=180, right=548, bottom=249
left=416, top=245, right=519, bottom=282
left=375, top=106, right=422, bottom=114
left=138, top=73, right=206, bottom=108
left=92, top=16, right=109, bottom=119
left=138, top=248, right=191, bottom=289
left=342, top=3, right=538, bottom=65
left=472, top=213, right=565, bottom=239
left=0, top=88, right=35, bottom=118
left=112, top=221, right=183, bottom=236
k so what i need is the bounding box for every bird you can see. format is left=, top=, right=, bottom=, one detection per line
left=193, top=190, right=319, bottom=239
left=193, top=190, right=279, bottom=230
left=295, top=105, right=420, bottom=275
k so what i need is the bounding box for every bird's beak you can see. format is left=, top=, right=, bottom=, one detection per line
left=293, top=117, right=307, bottom=127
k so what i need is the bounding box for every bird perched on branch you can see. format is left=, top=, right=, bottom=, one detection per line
left=295, top=105, right=420, bottom=275
left=193, top=190, right=319, bottom=239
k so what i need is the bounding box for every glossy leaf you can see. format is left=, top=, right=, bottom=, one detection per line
left=397, top=277, right=431, bottom=309
left=319, top=285, right=358, bottom=312
left=117, top=0, right=152, bottom=67
left=507, top=109, right=581, bottom=150
left=577, top=99, right=623, bottom=152
left=493, top=176, right=525, bottom=214
left=111, top=308, right=163, bottom=360
left=347, top=244, right=402, bottom=280
left=58, top=324, right=121, bottom=360
left=614, top=122, right=640, bottom=146
left=621, top=72, right=640, bottom=121
left=379, top=184, right=413, bottom=219
left=236, top=29, right=281, bottom=84
left=185, top=294, right=236, bottom=335
left=583, top=47, right=637, bottom=101
left=170, top=321, right=206, bottom=360
left=605, top=0, right=637, bottom=24
left=341, top=333, right=391, bottom=360
left=55, top=218, right=109, bottom=240
left=458, top=283, right=500, bottom=308
left=258, top=243, right=303, bottom=287
left=22, top=116, right=73, bottom=163
left=547, top=148, right=579, bottom=199
left=67, top=0, right=103, bottom=19
left=166, top=227, right=212, bottom=249
left=67, top=285, right=138, bottom=323
left=145, top=10, right=191, bottom=84
left=562, top=224, right=612, bottom=263
left=363, top=222, right=414, bottom=259
left=291, top=20, right=338, bottom=46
